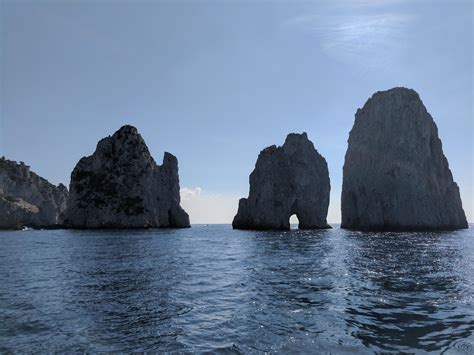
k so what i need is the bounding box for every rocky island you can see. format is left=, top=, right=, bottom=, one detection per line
left=233, top=133, right=331, bottom=230
left=0, top=157, right=68, bottom=229
left=62, top=125, right=190, bottom=228
left=341, top=87, right=468, bottom=231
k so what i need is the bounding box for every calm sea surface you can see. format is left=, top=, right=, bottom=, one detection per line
left=0, top=225, right=473, bottom=353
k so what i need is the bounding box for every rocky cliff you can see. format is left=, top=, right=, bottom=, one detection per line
left=0, top=158, right=68, bottom=229
left=62, top=125, right=190, bottom=228
left=341, top=87, right=468, bottom=231
left=233, top=133, right=330, bottom=230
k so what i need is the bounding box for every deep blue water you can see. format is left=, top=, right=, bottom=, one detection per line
left=0, top=225, right=473, bottom=353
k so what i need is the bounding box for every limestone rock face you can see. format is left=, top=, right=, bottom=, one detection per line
left=341, top=87, right=468, bottom=231
left=0, top=158, right=68, bottom=229
left=233, top=133, right=330, bottom=230
left=62, top=125, right=190, bottom=228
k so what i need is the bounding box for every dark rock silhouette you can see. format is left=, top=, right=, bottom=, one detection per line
left=233, top=133, right=330, bottom=230
left=62, top=125, right=190, bottom=228
left=0, top=157, right=68, bottom=229
left=341, top=87, right=468, bottom=231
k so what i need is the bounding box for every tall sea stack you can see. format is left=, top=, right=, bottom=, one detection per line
left=341, top=87, right=468, bottom=231
left=0, top=157, right=68, bottom=229
left=233, top=133, right=330, bottom=230
left=62, top=125, right=190, bottom=228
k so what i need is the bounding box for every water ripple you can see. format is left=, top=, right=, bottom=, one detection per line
left=0, top=225, right=473, bottom=352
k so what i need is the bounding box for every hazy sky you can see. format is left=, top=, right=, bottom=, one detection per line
left=1, top=0, right=473, bottom=223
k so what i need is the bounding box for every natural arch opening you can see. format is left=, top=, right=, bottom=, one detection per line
left=290, top=214, right=299, bottom=229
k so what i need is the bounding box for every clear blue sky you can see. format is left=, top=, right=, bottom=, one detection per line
left=1, top=0, right=473, bottom=223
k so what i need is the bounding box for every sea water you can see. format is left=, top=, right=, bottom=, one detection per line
left=0, top=225, right=473, bottom=352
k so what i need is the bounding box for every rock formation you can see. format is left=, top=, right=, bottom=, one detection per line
left=233, top=133, right=330, bottom=230
left=0, top=157, right=68, bottom=229
left=341, top=87, right=468, bottom=231
left=62, top=125, right=190, bottom=228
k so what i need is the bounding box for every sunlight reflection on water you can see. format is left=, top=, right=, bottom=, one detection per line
left=0, top=225, right=473, bottom=352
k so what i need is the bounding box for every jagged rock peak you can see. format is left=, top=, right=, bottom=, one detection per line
left=0, top=157, right=68, bottom=229
left=341, top=87, right=468, bottom=231
left=233, top=132, right=331, bottom=230
left=62, top=125, right=190, bottom=228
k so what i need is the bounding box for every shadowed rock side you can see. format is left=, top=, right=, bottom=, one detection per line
left=62, top=125, right=190, bottom=228
left=0, top=157, right=68, bottom=229
left=341, top=87, right=468, bottom=231
left=233, top=133, right=331, bottom=230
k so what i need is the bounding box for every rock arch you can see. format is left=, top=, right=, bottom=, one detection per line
left=232, top=133, right=331, bottom=230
